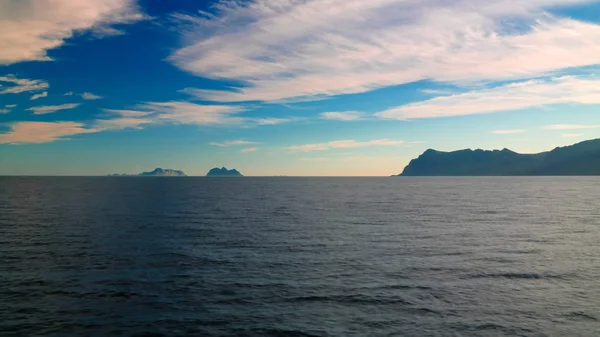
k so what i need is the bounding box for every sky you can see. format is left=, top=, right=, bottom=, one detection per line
left=1, top=0, right=600, bottom=176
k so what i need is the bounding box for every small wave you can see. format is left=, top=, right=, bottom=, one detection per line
left=285, top=294, right=413, bottom=306
left=467, top=272, right=569, bottom=280
left=237, top=328, right=322, bottom=337
left=564, top=311, right=598, bottom=321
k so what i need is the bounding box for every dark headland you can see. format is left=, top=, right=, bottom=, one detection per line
left=398, top=138, right=600, bottom=176
left=206, top=167, right=243, bottom=177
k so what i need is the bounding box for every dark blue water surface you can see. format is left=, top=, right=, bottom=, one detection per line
left=1, top=177, right=599, bottom=336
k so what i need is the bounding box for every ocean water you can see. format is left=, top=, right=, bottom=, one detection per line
left=0, top=177, right=599, bottom=337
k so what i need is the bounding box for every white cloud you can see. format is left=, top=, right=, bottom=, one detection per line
left=5, top=104, right=17, bottom=108
left=254, top=117, right=295, bottom=125
left=492, top=129, right=526, bottom=134
left=103, top=109, right=154, bottom=117
left=0, top=121, right=96, bottom=144
left=64, top=91, right=74, bottom=96
left=320, top=111, right=363, bottom=121
left=562, top=133, right=585, bottom=137
left=375, top=76, right=600, bottom=119
left=95, top=117, right=154, bottom=130
left=0, top=109, right=9, bottom=114
left=210, top=139, right=257, bottom=147
left=543, top=124, right=600, bottom=130
left=27, top=103, right=80, bottom=115
left=142, top=101, right=245, bottom=125
left=0, top=75, right=48, bottom=94
left=289, top=139, right=404, bottom=151
left=241, top=147, right=258, bottom=153
left=170, top=0, right=600, bottom=103
left=30, top=91, right=48, bottom=100
left=81, top=92, right=103, bottom=100
left=0, top=0, right=146, bottom=65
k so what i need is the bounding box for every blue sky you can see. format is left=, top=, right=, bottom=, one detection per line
left=1, top=0, right=600, bottom=176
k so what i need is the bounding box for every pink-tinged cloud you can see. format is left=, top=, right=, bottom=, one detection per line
left=0, top=75, right=48, bottom=94
left=0, top=0, right=146, bottom=65
left=171, top=0, right=600, bottom=102
left=376, top=76, right=600, bottom=119
left=27, top=103, right=80, bottom=115
left=0, top=121, right=97, bottom=144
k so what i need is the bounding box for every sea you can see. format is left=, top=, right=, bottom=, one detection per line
left=1, top=177, right=598, bottom=336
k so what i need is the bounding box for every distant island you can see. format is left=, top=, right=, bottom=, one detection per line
left=398, top=138, right=600, bottom=176
left=206, top=167, right=243, bottom=177
left=108, top=168, right=187, bottom=176
left=139, top=168, right=186, bottom=176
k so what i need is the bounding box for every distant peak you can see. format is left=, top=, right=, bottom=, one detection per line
left=207, top=167, right=243, bottom=177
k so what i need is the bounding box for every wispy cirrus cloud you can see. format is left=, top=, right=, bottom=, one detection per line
left=5, top=104, right=17, bottom=108
left=543, top=124, right=600, bottom=130
left=0, top=0, right=146, bottom=65
left=375, top=76, right=600, bottom=120
left=0, top=75, right=48, bottom=94
left=103, top=109, right=154, bottom=117
left=30, top=91, right=48, bottom=100
left=143, top=101, right=245, bottom=125
left=320, top=111, right=364, bottom=121
left=94, top=117, right=154, bottom=130
left=27, top=103, right=80, bottom=115
left=254, top=117, right=296, bottom=125
left=0, top=109, right=9, bottom=114
left=241, top=147, right=258, bottom=153
left=492, top=129, right=526, bottom=135
left=170, top=0, right=600, bottom=103
left=0, top=121, right=96, bottom=144
left=289, top=139, right=404, bottom=152
left=210, top=139, right=257, bottom=147
left=81, top=92, right=103, bottom=100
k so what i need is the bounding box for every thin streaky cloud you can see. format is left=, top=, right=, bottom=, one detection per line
left=30, top=91, right=48, bottom=100
left=0, top=109, right=9, bottom=114
left=104, top=109, right=154, bottom=117
left=5, top=104, right=17, bottom=108
left=27, top=103, right=80, bottom=115
left=320, top=111, right=363, bottom=121
left=210, top=140, right=258, bottom=147
left=0, top=75, right=48, bottom=94
left=0, top=121, right=97, bottom=144
left=376, top=76, right=600, bottom=120
left=64, top=92, right=74, bottom=96
left=95, top=117, right=154, bottom=130
left=142, top=101, right=246, bottom=125
left=254, top=118, right=295, bottom=125
left=81, top=92, right=103, bottom=100
left=289, top=139, right=404, bottom=152
left=241, top=147, right=258, bottom=153
left=543, top=124, right=600, bottom=130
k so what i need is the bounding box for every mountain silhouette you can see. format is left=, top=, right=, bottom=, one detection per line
left=206, top=167, right=243, bottom=177
left=139, top=168, right=187, bottom=176
left=398, top=138, right=600, bottom=176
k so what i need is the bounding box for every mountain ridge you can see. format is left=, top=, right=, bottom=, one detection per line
left=398, top=138, right=600, bottom=176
